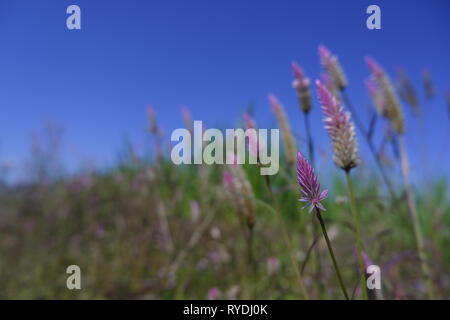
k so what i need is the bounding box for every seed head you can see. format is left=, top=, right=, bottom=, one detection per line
left=316, top=80, right=359, bottom=172
left=269, top=93, right=297, bottom=166
left=292, top=61, right=312, bottom=113
left=296, top=152, right=328, bottom=213
left=366, top=56, right=405, bottom=134
left=319, top=45, right=347, bottom=90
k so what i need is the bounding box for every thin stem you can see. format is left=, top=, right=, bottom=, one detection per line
left=264, top=175, right=310, bottom=300
left=345, top=171, right=368, bottom=300
left=398, top=135, right=435, bottom=299
left=341, top=91, right=397, bottom=200
left=315, top=208, right=349, bottom=300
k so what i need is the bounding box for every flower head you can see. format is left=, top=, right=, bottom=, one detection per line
left=269, top=93, right=297, bottom=166
left=316, top=80, right=359, bottom=171
left=366, top=56, right=405, bottom=134
left=180, top=105, right=193, bottom=133
left=296, top=152, right=328, bottom=213
left=147, top=105, right=159, bottom=135
left=292, top=61, right=312, bottom=113
left=319, top=45, right=347, bottom=90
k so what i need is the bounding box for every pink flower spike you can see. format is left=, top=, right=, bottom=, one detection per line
left=268, top=93, right=280, bottom=112
left=365, top=56, right=384, bottom=77
left=243, top=112, right=256, bottom=129
left=296, top=152, right=328, bottom=213
left=318, top=45, right=332, bottom=63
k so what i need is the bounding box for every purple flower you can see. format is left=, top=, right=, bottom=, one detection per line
left=316, top=80, right=359, bottom=171
left=296, top=152, right=328, bottom=213
left=207, top=287, right=221, bottom=300
left=266, top=256, right=281, bottom=276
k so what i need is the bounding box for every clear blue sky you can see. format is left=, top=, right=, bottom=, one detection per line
left=0, top=0, right=449, bottom=181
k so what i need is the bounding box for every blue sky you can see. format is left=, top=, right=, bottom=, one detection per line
left=0, top=0, right=449, bottom=181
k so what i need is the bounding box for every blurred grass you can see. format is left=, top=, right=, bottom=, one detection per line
left=0, top=151, right=449, bottom=299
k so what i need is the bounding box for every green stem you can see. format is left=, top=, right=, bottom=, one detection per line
left=398, top=135, right=434, bottom=299
left=315, top=208, right=349, bottom=300
left=345, top=171, right=368, bottom=300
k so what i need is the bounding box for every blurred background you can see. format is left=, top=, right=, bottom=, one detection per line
left=0, top=0, right=449, bottom=299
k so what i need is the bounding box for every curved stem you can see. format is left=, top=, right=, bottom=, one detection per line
left=345, top=171, right=368, bottom=300
left=315, top=208, right=349, bottom=300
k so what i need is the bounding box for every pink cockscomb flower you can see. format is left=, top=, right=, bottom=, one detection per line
left=292, top=61, right=312, bottom=113
left=207, top=287, right=221, bottom=300
left=318, top=45, right=347, bottom=90
left=316, top=80, right=359, bottom=171
left=296, top=152, right=328, bottom=213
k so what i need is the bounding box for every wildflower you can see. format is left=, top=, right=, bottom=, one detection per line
left=316, top=80, right=359, bottom=171
left=147, top=105, right=159, bottom=135
left=396, top=67, right=419, bottom=114
left=207, top=287, right=221, bottom=300
left=269, top=93, right=297, bottom=166
left=366, top=57, right=405, bottom=134
left=180, top=105, right=193, bottom=133
left=243, top=112, right=256, bottom=129
left=292, top=61, right=312, bottom=113
left=318, top=45, right=347, bottom=90
left=446, top=90, right=450, bottom=119
left=266, top=256, right=281, bottom=276
left=224, top=157, right=256, bottom=229
left=365, top=78, right=385, bottom=116
left=296, top=151, right=328, bottom=213
left=190, top=201, right=201, bottom=222
left=421, top=68, right=435, bottom=99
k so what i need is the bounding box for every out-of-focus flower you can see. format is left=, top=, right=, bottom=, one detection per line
left=446, top=90, right=450, bottom=119
left=365, top=77, right=385, bottom=116
left=223, top=160, right=256, bottom=230
left=243, top=112, right=256, bottom=129
left=190, top=201, right=201, bottom=222
left=207, top=287, right=221, bottom=300
left=266, top=256, right=281, bottom=276
left=292, top=61, right=312, bottom=113
left=366, top=57, right=405, bottom=134
left=180, top=105, right=193, bottom=133
left=317, top=80, right=359, bottom=171
left=421, top=68, right=435, bottom=99
left=147, top=105, right=159, bottom=135
left=210, top=226, right=221, bottom=240
left=296, top=151, right=328, bottom=213
left=396, top=67, right=419, bottom=114
left=319, top=45, right=347, bottom=90
left=226, top=285, right=240, bottom=300
left=269, top=93, right=297, bottom=166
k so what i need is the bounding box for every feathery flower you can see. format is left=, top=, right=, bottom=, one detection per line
left=396, top=67, right=419, bottom=114
left=243, top=112, right=256, bottom=129
left=180, top=105, right=193, bottom=133
left=421, top=68, right=435, bottom=99
left=316, top=80, right=359, bottom=171
left=365, top=78, right=385, bottom=116
left=366, top=56, right=405, bottom=134
left=147, top=106, right=159, bottom=135
left=296, top=152, right=328, bottom=213
left=318, top=45, right=347, bottom=90
left=243, top=113, right=263, bottom=160
left=446, top=90, right=450, bottom=119
left=224, top=158, right=256, bottom=229
left=269, top=93, right=297, bottom=166
left=291, top=61, right=312, bottom=113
